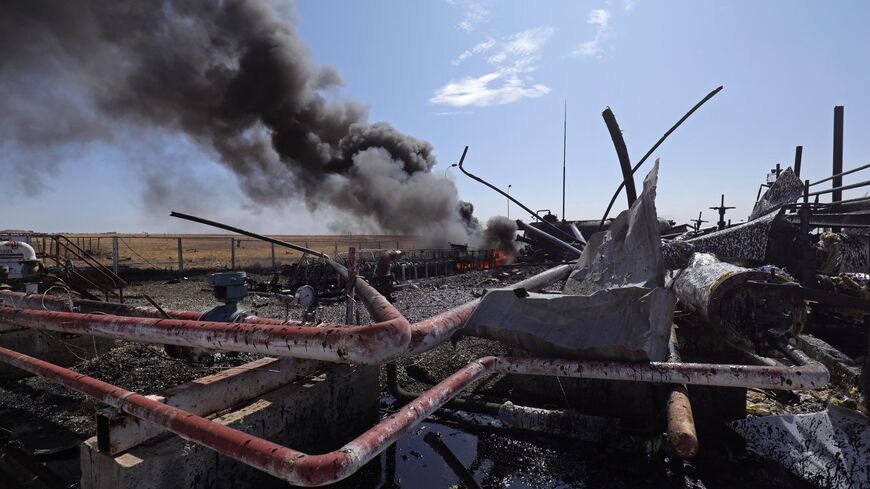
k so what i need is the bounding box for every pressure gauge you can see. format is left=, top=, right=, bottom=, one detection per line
left=295, top=285, right=317, bottom=310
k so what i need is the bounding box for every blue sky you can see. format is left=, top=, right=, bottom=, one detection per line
left=4, top=0, right=870, bottom=233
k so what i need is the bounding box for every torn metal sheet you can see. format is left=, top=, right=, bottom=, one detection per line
left=680, top=210, right=784, bottom=263
left=463, top=162, right=672, bottom=361
left=750, top=167, right=804, bottom=221
left=565, top=164, right=664, bottom=295
left=460, top=287, right=672, bottom=361
left=731, top=406, right=869, bottom=489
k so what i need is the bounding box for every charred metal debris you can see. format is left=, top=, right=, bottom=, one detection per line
left=1, top=96, right=869, bottom=489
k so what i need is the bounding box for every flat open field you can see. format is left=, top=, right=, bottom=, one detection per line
left=31, top=233, right=425, bottom=272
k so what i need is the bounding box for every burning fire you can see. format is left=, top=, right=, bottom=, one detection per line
left=453, top=248, right=514, bottom=271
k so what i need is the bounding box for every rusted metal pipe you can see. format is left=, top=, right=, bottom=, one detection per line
left=0, top=308, right=409, bottom=365
left=0, top=344, right=829, bottom=486
left=665, top=329, right=698, bottom=459
left=1, top=264, right=573, bottom=361
left=0, top=346, right=496, bottom=486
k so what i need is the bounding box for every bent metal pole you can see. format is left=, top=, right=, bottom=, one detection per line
left=0, top=347, right=828, bottom=486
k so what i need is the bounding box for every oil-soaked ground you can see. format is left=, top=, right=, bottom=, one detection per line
left=0, top=268, right=831, bottom=488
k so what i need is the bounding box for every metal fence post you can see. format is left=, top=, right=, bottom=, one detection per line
left=345, top=247, right=356, bottom=324
left=832, top=105, right=844, bottom=232
left=112, top=237, right=119, bottom=274
left=271, top=243, right=276, bottom=270
left=230, top=238, right=235, bottom=270
left=177, top=238, right=184, bottom=274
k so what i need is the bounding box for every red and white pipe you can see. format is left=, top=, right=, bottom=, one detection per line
left=0, top=346, right=828, bottom=486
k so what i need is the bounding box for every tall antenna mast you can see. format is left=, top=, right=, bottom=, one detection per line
left=562, top=100, right=567, bottom=221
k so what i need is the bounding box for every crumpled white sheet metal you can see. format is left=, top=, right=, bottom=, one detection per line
left=750, top=167, right=804, bottom=221
left=731, top=406, right=870, bottom=489
left=463, top=162, right=672, bottom=361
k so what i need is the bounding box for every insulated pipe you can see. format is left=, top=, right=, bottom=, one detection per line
left=0, top=347, right=829, bottom=486
left=0, top=241, right=37, bottom=262
left=494, top=354, right=828, bottom=390
left=0, top=308, right=409, bottom=365
left=515, top=220, right=582, bottom=258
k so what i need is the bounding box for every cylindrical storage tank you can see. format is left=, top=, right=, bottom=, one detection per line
left=672, top=252, right=797, bottom=339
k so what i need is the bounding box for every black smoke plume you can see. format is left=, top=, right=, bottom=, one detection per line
left=0, top=0, right=494, bottom=245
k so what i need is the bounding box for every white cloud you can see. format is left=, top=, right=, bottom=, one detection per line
left=448, top=0, right=491, bottom=32
left=453, top=38, right=496, bottom=65
left=434, top=26, right=555, bottom=108
left=431, top=72, right=550, bottom=107
left=571, top=8, right=611, bottom=58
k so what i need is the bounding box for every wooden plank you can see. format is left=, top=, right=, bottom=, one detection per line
left=97, top=357, right=322, bottom=455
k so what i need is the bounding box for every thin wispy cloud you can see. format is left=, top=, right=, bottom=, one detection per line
left=571, top=8, right=611, bottom=58
left=453, top=38, right=496, bottom=66
left=447, top=0, right=491, bottom=32
left=433, top=26, right=555, bottom=108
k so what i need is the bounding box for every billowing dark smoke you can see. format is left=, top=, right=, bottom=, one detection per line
left=0, top=0, right=489, bottom=245
left=482, top=216, right=518, bottom=260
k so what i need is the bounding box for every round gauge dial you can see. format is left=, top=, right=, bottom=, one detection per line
left=295, top=285, right=317, bottom=309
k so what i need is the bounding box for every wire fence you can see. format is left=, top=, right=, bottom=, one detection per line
left=29, top=234, right=424, bottom=273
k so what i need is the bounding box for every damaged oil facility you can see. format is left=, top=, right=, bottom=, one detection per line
left=1, top=2, right=869, bottom=489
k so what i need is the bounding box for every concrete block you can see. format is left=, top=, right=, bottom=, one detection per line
left=81, top=364, right=379, bottom=489
left=0, top=328, right=115, bottom=381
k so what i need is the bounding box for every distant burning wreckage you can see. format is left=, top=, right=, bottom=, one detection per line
left=0, top=5, right=869, bottom=485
